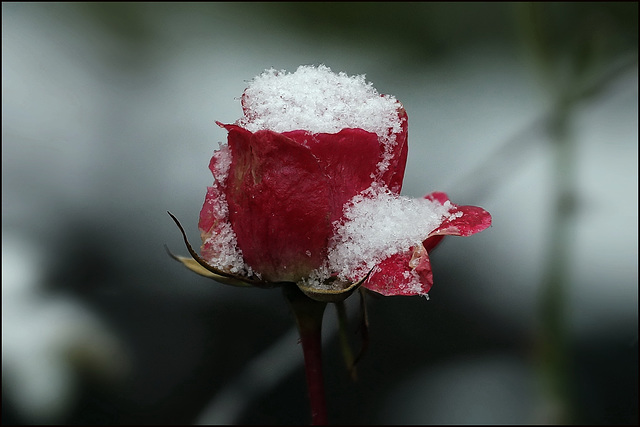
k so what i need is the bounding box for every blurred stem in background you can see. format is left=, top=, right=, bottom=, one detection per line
left=514, top=2, right=637, bottom=423
left=516, top=2, right=578, bottom=422
left=537, top=98, right=575, bottom=424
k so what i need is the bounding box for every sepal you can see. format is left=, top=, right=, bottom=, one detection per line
left=167, top=211, right=276, bottom=289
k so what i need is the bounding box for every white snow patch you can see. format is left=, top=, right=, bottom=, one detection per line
left=211, top=142, right=232, bottom=184
left=237, top=65, right=405, bottom=178
left=304, top=186, right=461, bottom=288
left=202, top=221, right=253, bottom=276
left=201, top=145, right=253, bottom=277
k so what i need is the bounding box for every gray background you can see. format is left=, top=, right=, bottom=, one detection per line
left=2, top=2, right=637, bottom=424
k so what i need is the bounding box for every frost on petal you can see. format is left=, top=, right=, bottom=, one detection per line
left=304, top=187, right=454, bottom=290
left=223, top=125, right=333, bottom=283
left=198, top=184, right=249, bottom=276
left=199, top=145, right=233, bottom=237
left=198, top=143, right=254, bottom=276
left=199, top=186, right=225, bottom=242
left=208, top=142, right=232, bottom=186
left=377, top=107, right=409, bottom=194
left=424, top=192, right=492, bottom=238
left=364, top=243, right=433, bottom=296
left=306, top=189, right=492, bottom=296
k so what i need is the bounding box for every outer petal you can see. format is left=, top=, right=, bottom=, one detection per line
left=222, top=124, right=333, bottom=283
left=198, top=143, right=240, bottom=269
left=379, top=106, right=408, bottom=194
left=284, top=128, right=383, bottom=224
left=199, top=149, right=231, bottom=238
left=199, top=186, right=226, bottom=255
left=363, top=244, right=433, bottom=296
left=364, top=192, right=492, bottom=296
left=425, top=191, right=492, bottom=237
left=423, top=192, right=492, bottom=251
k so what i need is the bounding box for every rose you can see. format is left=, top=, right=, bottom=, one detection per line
left=170, top=65, right=491, bottom=302
left=200, top=108, right=408, bottom=283
left=167, top=66, right=493, bottom=425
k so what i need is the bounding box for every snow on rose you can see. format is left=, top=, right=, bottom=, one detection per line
left=169, top=65, right=491, bottom=301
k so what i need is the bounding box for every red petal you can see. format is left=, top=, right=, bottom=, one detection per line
left=363, top=193, right=491, bottom=297
left=198, top=185, right=233, bottom=264
left=379, top=106, right=409, bottom=194
left=198, top=148, right=231, bottom=232
left=363, top=244, right=433, bottom=296
left=284, top=128, right=382, bottom=223
left=423, top=235, right=445, bottom=253
left=424, top=191, right=450, bottom=205
left=199, top=186, right=224, bottom=238
left=198, top=146, right=236, bottom=259
left=424, top=192, right=492, bottom=238
left=222, top=125, right=333, bottom=282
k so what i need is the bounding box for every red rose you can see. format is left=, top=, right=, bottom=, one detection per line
left=171, top=65, right=491, bottom=302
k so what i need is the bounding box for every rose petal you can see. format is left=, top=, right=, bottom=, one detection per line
left=222, top=125, right=333, bottom=282
left=379, top=107, right=408, bottom=194
left=363, top=244, right=433, bottom=296
left=199, top=186, right=225, bottom=246
left=423, top=234, right=445, bottom=253
left=425, top=192, right=492, bottom=238
left=363, top=193, right=491, bottom=297
left=199, top=146, right=233, bottom=240
left=284, top=128, right=383, bottom=223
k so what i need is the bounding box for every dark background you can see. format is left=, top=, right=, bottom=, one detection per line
left=2, top=2, right=637, bottom=425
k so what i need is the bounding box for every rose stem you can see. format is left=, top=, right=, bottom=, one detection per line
left=284, top=285, right=328, bottom=425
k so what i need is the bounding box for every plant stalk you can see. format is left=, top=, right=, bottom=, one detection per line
left=284, top=285, right=328, bottom=425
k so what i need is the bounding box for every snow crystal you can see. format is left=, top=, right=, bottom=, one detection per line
left=306, top=187, right=462, bottom=287
left=238, top=65, right=402, bottom=136
left=237, top=65, right=404, bottom=177
left=202, top=145, right=253, bottom=277
left=202, top=222, right=249, bottom=275
left=211, top=142, right=232, bottom=184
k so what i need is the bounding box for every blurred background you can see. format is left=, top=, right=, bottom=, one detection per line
left=2, top=2, right=637, bottom=425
